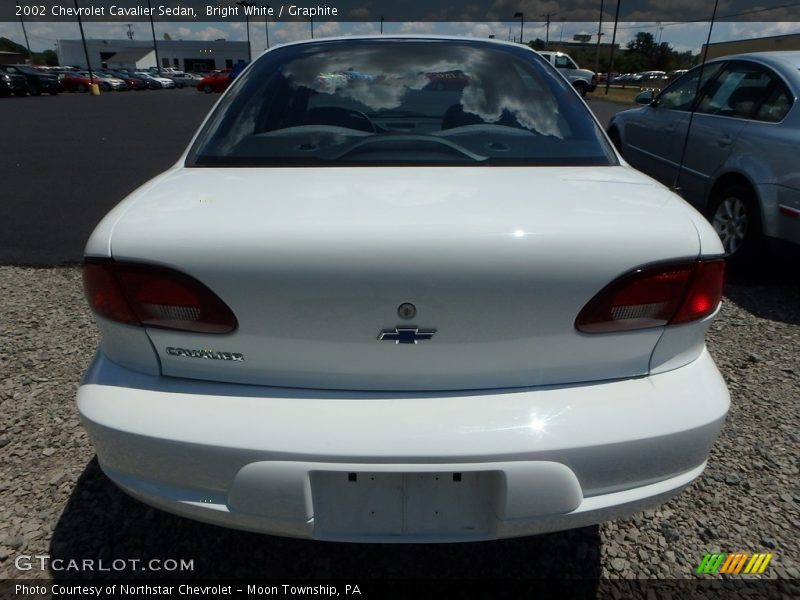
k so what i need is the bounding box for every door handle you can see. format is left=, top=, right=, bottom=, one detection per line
left=717, top=135, right=733, bottom=148
left=664, top=124, right=676, bottom=133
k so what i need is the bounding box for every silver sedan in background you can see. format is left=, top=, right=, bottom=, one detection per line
left=608, top=51, right=800, bottom=264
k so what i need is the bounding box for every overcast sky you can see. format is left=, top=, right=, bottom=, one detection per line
left=2, top=20, right=798, bottom=56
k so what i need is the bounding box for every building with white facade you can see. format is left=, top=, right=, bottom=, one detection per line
left=702, top=33, right=800, bottom=60
left=56, top=39, right=249, bottom=72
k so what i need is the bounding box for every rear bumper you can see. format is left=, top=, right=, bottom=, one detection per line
left=77, top=349, right=729, bottom=542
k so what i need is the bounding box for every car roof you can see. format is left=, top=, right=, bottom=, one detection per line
left=711, top=51, right=800, bottom=73
left=258, top=34, right=536, bottom=56
left=714, top=50, right=798, bottom=64
left=707, top=51, right=800, bottom=88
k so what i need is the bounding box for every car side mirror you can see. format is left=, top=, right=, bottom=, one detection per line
left=635, top=90, right=656, bottom=105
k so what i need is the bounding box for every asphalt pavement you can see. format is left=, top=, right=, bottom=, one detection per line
left=1, top=90, right=217, bottom=266
left=0, top=92, right=626, bottom=266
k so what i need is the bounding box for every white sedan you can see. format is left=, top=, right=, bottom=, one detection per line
left=135, top=72, right=175, bottom=89
left=78, top=36, right=729, bottom=542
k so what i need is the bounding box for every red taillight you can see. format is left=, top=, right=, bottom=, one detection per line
left=83, top=259, right=237, bottom=334
left=576, top=259, right=725, bottom=333
left=671, top=259, right=726, bottom=324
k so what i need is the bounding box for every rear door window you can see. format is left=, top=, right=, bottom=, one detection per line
left=693, top=61, right=793, bottom=122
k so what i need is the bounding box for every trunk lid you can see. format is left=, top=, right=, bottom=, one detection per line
left=102, top=166, right=701, bottom=391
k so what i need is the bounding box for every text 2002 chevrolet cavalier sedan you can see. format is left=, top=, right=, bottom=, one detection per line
left=78, top=36, right=729, bottom=542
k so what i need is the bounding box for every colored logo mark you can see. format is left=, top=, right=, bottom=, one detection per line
left=696, top=552, right=773, bottom=575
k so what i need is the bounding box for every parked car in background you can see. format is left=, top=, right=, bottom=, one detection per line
left=538, top=51, right=597, bottom=96
left=7, top=64, right=62, bottom=95
left=0, top=67, right=29, bottom=96
left=109, top=71, right=147, bottom=90
left=639, top=71, right=668, bottom=88
left=79, top=36, right=729, bottom=543
left=130, top=72, right=164, bottom=89
left=196, top=70, right=231, bottom=93
left=91, top=72, right=128, bottom=91
left=118, top=72, right=156, bottom=90
left=608, top=51, right=800, bottom=264
left=149, top=66, right=182, bottom=76
left=668, top=69, right=689, bottom=81
left=171, top=72, right=202, bottom=88
left=160, top=74, right=186, bottom=88
left=143, top=73, right=176, bottom=90
left=612, top=73, right=643, bottom=87
left=61, top=72, right=99, bottom=93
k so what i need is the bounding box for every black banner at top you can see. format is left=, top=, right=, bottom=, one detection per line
left=4, top=0, right=800, bottom=23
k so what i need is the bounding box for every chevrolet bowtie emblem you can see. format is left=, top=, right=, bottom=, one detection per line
left=378, top=326, right=436, bottom=344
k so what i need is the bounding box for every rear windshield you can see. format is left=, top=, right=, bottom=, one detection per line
left=187, top=39, right=615, bottom=167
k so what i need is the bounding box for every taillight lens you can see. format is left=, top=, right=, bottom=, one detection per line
left=576, top=258, right=725, bottom=333
left=83, top=259, right=237, bottom=333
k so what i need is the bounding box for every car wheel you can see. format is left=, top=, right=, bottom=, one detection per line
left=77, top=84, right=87, bottom=93
left=709, top=184, right=762, bottom=265
left=574, top=82, right=587, bottom=97
left=203, top=84, right=213, bottom=94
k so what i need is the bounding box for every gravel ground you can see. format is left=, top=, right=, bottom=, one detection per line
left=0, top=265, right=798, bottom=589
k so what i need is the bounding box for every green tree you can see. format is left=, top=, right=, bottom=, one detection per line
left=33, top=49, right=59, bottom=66
left=0, top=36, right=29, bottom=57
left=625, top=31, right=658, bottom=71
left=0, top=36, right=59, bottom=65
left=653, top=42, right=673, bottom=71
left=674, top=50, right=698, bottom=69
left=626, top=31, right=657, bottom=55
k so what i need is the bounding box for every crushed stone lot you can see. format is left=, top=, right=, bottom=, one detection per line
left=0, top=265, right=798, bottom=587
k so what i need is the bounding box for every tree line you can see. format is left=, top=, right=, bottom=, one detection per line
left=530, top=31, right=697, bottom=74
left=4, top=30, right=696, bottom=73
left=0, top=37, right=58, bottom=66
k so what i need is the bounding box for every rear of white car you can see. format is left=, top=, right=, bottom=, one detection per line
left=77, top=36, right=729, bottom=542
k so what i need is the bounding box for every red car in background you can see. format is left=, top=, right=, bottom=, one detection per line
left=110, top=72, right=148, bottom=90
left=61, top=72, right=99, bottom=93
left=197, top=70, right=231, bottom=93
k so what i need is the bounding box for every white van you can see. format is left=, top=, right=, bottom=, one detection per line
left=538, top=51, right=597, bottom=97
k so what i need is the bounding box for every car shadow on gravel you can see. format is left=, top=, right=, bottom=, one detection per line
left=724, top=260, right=800, bottom=326
left=49, top=458, right=601, bottom=587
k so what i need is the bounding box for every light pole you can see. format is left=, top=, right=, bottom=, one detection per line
left=263, top=4, right=270, bottom=49
left=310, top=16, right=314, bottom=39
left=513, top=12, right=523, bottom=45
left=73, top=0, right=94, bottom=85
left=605, top=0, right=622, bottom=96
left=236, top=1, right=255, bottom=62
left=595, top=0, right=604, bottom=74
left=16, top=1, right=33, bottom=61
left=380, top=16, right=384, bottom=34
left=146, top=0, right=161, bottom=74
left=542, top=13, right=556, bottom=48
